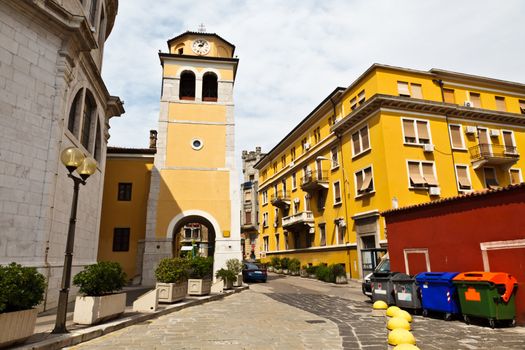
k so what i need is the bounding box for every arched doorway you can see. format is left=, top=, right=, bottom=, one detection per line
left=171, top=215, right=216, bottom=258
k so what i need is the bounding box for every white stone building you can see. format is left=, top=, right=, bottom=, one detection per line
left=0, top=0, right=123, bottom=310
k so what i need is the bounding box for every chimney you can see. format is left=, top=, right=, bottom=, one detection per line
left=149, top=130, right=158, bottom=149
left=255, top=146, right=261, bottom=154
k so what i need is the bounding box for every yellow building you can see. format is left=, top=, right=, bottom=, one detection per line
left=255, top=64, right=525, bottom=279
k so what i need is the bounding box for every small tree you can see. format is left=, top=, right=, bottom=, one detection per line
left=280, top=257, right=290, bottom=270
left=215, top=268, right=236, bottom=283
left=154, top=258, right=189, bottom=284
left=188, top=256, right=213, bottom=279
left=0, top=263, right=46, bottom=313
left=226, top=258, right=243, bottom=275
left=270, top=257, right=281, bottom=269
left=73, top=261, right=127, bottom=296
left=288, top=258, right=301, bottom=273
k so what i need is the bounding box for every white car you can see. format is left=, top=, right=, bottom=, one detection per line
left=362, top=254, right=390, bottom=298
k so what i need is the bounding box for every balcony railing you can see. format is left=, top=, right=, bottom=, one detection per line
left=469, top=143, right=519, bottom=169
left=282, top=211, right=314, bottom=230
left=271, top=190, right=291, bottom=209
left=300, top=170, right=329, bottom=192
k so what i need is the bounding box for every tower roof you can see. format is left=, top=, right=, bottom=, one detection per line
left=167, top=31, right=236, bottom=55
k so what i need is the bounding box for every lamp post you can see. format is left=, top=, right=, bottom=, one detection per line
left=52, top=147, right=97, bottom=334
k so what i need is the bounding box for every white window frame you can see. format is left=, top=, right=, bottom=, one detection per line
left=262, top=190, right=268, bottom=205
left=281, top=178, right=287, bottom=194
left=262, top=212, right=268, bottom=228
left=354, top=165, right=375, bottom=197
left=501, top=129, right=518, bottom=155
left=263, top=236, right=269, bottom=252
left=448, top=123, right=466, bottom=150
left=483, top=166, right=498, bottom=188
left=291, top=172, right=297, bottom=190
left=275, top=233, right=280, bottom=251
left=401, top=118, right=432, bottom=146
left=406, top=160, right=438, bottom=189
left=351, top=124, right=371, bottom=157
left=454, top=164, right=472, bottom=192
left=274, top=208, right=279, bottom=227
left=333, top=180, right=342, bottom=205
left=304, top=194, right=311, bottom=212
left=509, top=168, right=522, bottom=185
left=331, top=147, right=339, bottom=169
left=319, top=224, right=326, bottom=246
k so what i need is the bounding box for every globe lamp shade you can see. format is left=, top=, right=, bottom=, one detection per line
left=77, top=157, right=97, bottom=180
left=60, top=147, right=85, bottom=172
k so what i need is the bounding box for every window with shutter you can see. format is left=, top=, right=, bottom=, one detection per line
left=495, top=96, right=506, bottom=112
left=397, top=81, right=410, bottom=97
left=411, top=84, right=423, bottom=99
left=502, top=130, right=517, bottom=154
left=483, top=167, right=499, bottom=188
left=455, top=165, right=472, bottom=190
left=443, top=89, right=455, bottom=103
left=510, top=169, right=522, bottom=185
left=449, top=124, right=465, bottom=149
left=469, top=92, right=481, bottom=107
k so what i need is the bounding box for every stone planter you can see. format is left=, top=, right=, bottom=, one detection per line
left=291, top=270, right=300, bottom=276
left=188, top=279, right=212, bottom=296
left=0, top=308, right=38, bottom=348
left=267, top=266, right=274, bottom=272
left=283, top=269, right=290, bottom=275
left=233, top=274, right=243, bottom=287
left=335, top=275, right=348, bottom=284
left=308, top=274, right=316, bottom=279
left=73, top=293, right=126, bottom=325
left=223, top=278, right=234, bottom=290
left=300, top=270, right=308, bottom=278
left=156, top=281, right=188, bottom=303
left=275, top=268, right=283, bottom=274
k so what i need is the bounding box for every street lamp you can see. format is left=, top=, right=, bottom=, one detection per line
left=52, top=147, right=97, bottom=334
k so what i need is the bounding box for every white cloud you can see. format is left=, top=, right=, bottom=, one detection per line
left=102, top=0, right=525, bottom=163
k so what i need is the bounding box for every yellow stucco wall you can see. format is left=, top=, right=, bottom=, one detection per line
left=98, top=156, right=153, bottom=280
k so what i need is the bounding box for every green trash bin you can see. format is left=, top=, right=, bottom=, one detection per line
left=452, top=271, right=518, bottom=328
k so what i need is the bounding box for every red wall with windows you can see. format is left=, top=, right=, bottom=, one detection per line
left=383, top=185, right=525, bottom=324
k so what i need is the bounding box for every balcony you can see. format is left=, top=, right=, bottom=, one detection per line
left=469, top=143, right=519, bottom=169
left=282, top=211, right=314, bottom=231
left=271, top=190, right=291, bottom=209
left=300, top=170, right=329, bottom=192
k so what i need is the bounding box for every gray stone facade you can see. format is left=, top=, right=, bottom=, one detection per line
left=0, top=0, right=123, bottom=310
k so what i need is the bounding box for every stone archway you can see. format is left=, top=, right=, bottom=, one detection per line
left=169, top=215, right=217, bottom=259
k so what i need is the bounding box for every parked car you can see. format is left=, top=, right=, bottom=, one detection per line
left=362, top=254, right=390, bottom=298
left=242, top=262, right=267, bottom=283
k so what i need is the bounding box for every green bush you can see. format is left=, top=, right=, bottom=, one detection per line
left=0, top=262, right=46, bottom=313
left=188, top=256, right=213, bottom=279
left=270, top=257, right=281, bottom=269
left=73, top=261, right=127, bottom=296
left=226, top=258, right=243, bottom=274
left=215, top=268, right=236, bottom=282
left=154, top=258, right=189, bottom=284
left=330, top=264, right=346, bottom=277
left=288, top=258, right=301, bottom=272
left=305, top=265, right=318, bottom=275
left=315, top=264, right=335, bottom=283
left=280, top=257, right=290, bottom=269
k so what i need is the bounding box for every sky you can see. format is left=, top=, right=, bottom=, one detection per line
left=102, top=0, right=525, bottom=162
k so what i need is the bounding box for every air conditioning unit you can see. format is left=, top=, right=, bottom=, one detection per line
left=465, top=126, right=477, bottom=134
left=464, top=101, right=474, bottom=107
left=428, top=186, right=441, bottom=196
left=490, top=129, right=500, bottom=137
left=289, top=161, right=295, bottom=168
left=304, top=142, right=310, bottom=150
left=423, top=144, right=435, bottom=152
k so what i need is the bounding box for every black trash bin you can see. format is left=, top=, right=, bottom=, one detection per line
left=371, top=271, right=399, bottom=305
left=392, top=273, right=421, bottom=311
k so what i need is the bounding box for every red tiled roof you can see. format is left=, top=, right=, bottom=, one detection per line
left=381, top=182, right=525, bottom=216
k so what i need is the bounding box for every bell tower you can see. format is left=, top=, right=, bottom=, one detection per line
left=142, top=30, right=241, bottom=284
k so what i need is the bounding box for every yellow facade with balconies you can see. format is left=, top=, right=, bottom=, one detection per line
left=255, top=64, right=525, bottom=279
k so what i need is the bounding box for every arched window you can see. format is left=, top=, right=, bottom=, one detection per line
left=179, top=71, right=196, bottom=100
left=81, top=91, right=96, bottom=150
left=202, top=72, right=218, bottom=102
left=67, top=90, right=83, bottom=135
left=93, top=120, right=102, bottom=162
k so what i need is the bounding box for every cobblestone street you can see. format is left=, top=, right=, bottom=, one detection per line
left=67, top=275, right=525, bottom=349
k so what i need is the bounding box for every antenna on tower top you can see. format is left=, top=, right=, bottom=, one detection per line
left=197, top=23, right=206, bottom=33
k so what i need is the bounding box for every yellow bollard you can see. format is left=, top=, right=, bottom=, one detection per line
left=386, top=305, right=401, bottom=317
left=393, top=309, right=413, bottom=323
left=388, top=328, right=416, bottom=346
left=372, top=300, right=388, bottom=317
left=393, top=344, right=420, bottom=350
left=387, top=316, right=411, bottom=331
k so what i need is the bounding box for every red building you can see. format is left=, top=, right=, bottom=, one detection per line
left=382, top=184, right=525, bottom=325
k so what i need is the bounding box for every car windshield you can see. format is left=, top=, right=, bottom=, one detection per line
left=375, top=259, right=390, bottom=272
left=244, top=263, right=260, bottom=270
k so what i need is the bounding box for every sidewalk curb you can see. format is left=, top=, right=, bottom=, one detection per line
left=15, top=286, right=249, bottom=350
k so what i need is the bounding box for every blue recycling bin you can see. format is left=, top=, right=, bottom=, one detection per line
left=415, top=272, right=460, bottom=320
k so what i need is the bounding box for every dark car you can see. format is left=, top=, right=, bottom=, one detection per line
left=242, top=262, right=267, bottom=283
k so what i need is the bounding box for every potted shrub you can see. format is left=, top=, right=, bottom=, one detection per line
left=215, top=268, right=236, bottom=290
left=72, top=261, right=127, bottom=325
left=315, top=264, right=334, bottom=283
left=331, top=264, right=348, bottom=284
left=300, top=265, right=309, bottom=278
left=187, top=256, right=213, bottom=296
left=271, top=257, right=282, bottom=274
left=288, top=258, right=301, bottom=276
left=155, top=258, right=189, bottom=303
left=226, top=258, right=243, bottom=287
left=306, top=265, right=318, bottom=278
left=0, top=263, right=46, bottom=347
left=266, top=262, right=274, bottom=273
left=281, top=257, right=290, bottom=274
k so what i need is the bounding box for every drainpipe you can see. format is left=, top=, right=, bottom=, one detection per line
left=330, top=96, right=353, bottom=279
left=433, top=79, right=460, bottom=196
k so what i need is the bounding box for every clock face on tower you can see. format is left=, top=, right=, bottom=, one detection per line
left=192, top=39, right=210, bottom=55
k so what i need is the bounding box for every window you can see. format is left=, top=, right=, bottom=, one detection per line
left=262, top=212, right=269, bottom=227
left=281, top=178, right=287, bottom=194
left=350, top=97, right=357, bottom=110
left=483, top=167, right=498, bottom=188
left=67, top=90, right=82, bottom=135
left=274, top=208, right=279, bottom=227
left=118, top=183, right=132, bottom=201
left=308, top=232, right=315, bottom=248
left=262, top=190, right=268, bottom=205
left=317, top=189, right=326, bottom=211
left=469, top=92, right=481, bottom=108
left=449, top=124, right=465, bottom=149
left=275, top=234, right=280, bottom=251
left=301, top=138, right=309, bottom=153
left=273, top=162, right=277, bottom=174
left=397, top=81, right=410, bottom=97
left=328, top=115, right=336, bottom=125
left=273, top=184, right=278, bottom=197
left=263, top=236, right=269, bottom=252
left=331, top=147, right=339, bottom=169
left=80, top=92, right=95, bottom=150
left=455, top=165, right=472, bottom=191
left=443, top=88, right=455, bottom=104
left=244, top=190, right=251, bottom=203
left=281, top=155, right=286, bottom=168
left=357, top=90, right=365, bottom=105
left=285, top=235, right=289, bottom=250
left=411, top=84, right=422, bottom=99
left=262, top=169, right=267, bottom=181
left=407, top=161, right=438, bottom=188
left=355, top=166, right=374, bottom=195
left=351, top=125, right=370, bottom=156
left=397, top=81, right=423, bottom=99
left=336, top=223, right=345, bottom=245
left=519, top=100, right=525, bottom=114
left=291, top=173, right=297, bottom=190
left=319, top=224, right=326, bottom=246
left=112, top=228, right=130, bottom=252
left=304, top=194, right=311, bottom=211
left=333, top=181, right=342, bottom=205
left=502, top=130, right=517, bottom=154
left=510, top=168, right=522, bottom=185
left=89, top=0, right=98, bottom=26
left=313, top=127, right=321, bottom=144
left=97, top=7, right=106, bottom=47
left=402, top=118, right=431, bottom=145
left=290, top=147, right=296, bottom=161
left=495, top=96, right=506, bottom=112
left=293, top=199, right=300, bottom=214
left=245, top=210, right=252, bottom=225
left=93, top=121, right=102, bottom=162
left=179, top=71, right=196, bottom=100
left=202, top=72, right=218, bottom=101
